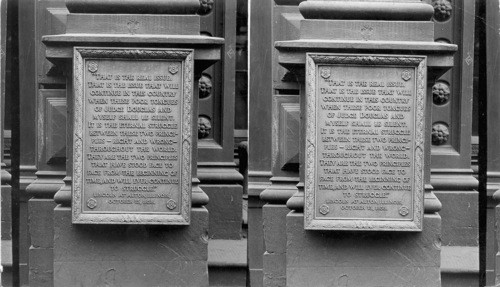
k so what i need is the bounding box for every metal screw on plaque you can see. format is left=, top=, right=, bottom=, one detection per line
left=319, top=204, right=330, bottom=215
left=87, top=61, right=98, bottom=73
left=399, top=206, right=409, bottom=217
left=87, top=198, right=97, bottom=209
left=401, top=70, right=412, bottom=81
left=166, top=199, right=177, bottom=210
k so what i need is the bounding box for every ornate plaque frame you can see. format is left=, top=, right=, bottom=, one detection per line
left=72, top=47, right=194, bottom=225
left=304, top=53, right=426, bottom=231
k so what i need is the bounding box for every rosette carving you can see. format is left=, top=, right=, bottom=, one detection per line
left=432, top=82, right=450, bottom=105
left=432, top=123, right=450, bottom=145
left=198, top=116, right=212, bottom=139
left=198, top=74, right=212, bottom=98
left=198, top=0, right=214, bottom=15
left=432, top=0, right=452, bottom=22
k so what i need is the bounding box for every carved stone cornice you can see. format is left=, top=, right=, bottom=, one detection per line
left=493, top=189, right=500, bottom=203
left=191, top=178, right=209, bottom=207
left=430, top=169, right=479, bottom=191
left=260, top=177, right=298, bottom=204
left=64, top=0, right=201, bottom=14
left=197, top=166, right=244, bottom=184
left=19, top=165, right=38, bottom=190
left=286, top=182, right=304, bottom=211
left=488, top=172, right=500, bottom=207
left=248, top=171, right=273, bottom=197
left=1, top=165, right=11, bottom=184
left=424, top=184, right=442, bottom=213
left=275, top=0, right=304, bottom=5
left=26, top=171, right=65, bottom=198
left=54, top=176, right=72, bottom=206
left=299, top=1, right=434, bottom=21
left=65, top=14, right=201, bottom=36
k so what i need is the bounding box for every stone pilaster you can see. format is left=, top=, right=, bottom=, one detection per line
left=0, top=0, right=9, bottom=283
left=275, top=1, right=455, bottom=285
left=487, top=0, right=500, bottom=285
left=42, top=1, right=223, bottom=285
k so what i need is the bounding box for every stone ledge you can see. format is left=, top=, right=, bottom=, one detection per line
left=65, top=0, right=200, bottom=14
left=441, top=246, right=479, bottom=274
left=299, top=1, right=434, bottom=21
left=208, top=239, right=247, bottom=268
left=1, top=240, right=12, bottom=267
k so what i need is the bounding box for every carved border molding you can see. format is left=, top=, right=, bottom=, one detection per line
left=72, top=47, right=194, bottom=225
left=304, top=53, right=426, bottom=231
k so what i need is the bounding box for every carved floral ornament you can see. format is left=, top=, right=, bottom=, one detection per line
left=319, top=204, right=330, bottom=215
left=432, top=82, right=451, bottom=105
left=198, top=74, right=213, bottom=98
left=432, top=0, right=452, bottom=22
left=198, top=0, right=214, bottom=15
left=432, top=123, right=450, bottom=145
left=198, top=116, right=212, bottom=139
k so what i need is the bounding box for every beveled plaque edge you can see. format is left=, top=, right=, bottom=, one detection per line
left=304, top=53, right=426, bottom=232
left=72, top=47, right=194, bottom=225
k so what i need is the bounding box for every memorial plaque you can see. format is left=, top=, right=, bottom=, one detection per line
left=304, top=54, right=426, bottom=231
left=72, top=47, right=194, bottom=224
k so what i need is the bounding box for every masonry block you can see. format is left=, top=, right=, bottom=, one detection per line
left=29, top=247, right=53, bottom=287
left=262, top=204, right=289, bottom=287
left=435, top=191, right=478, bottom=246
left=29, top=199, right=57, bottom=248
left=286, top=211, right=442, bottom=287
left=53, top=206, right=209, bottom=287
left=203, top=184, right=243, bottom=239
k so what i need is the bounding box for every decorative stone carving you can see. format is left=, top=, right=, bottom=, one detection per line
left=277, top=101, right=300, bottom=171
left=432, top=123, right=450, bottom=145
left=465, top=53, right=473, bottom=66
left=126, top=19, right=140, bottom=35
left=39, top=90, right=67, bottom=166
left=432, top=0, right=452, bottom=22
left=198, top=116, right=212, bottom=139
left=360, top=25, right=374, bottom=41
left=432, top=82, right=450, bottom=105
left=198, top=74, right=212, bottom=98
left=198, top=0, right=214, bottom=15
